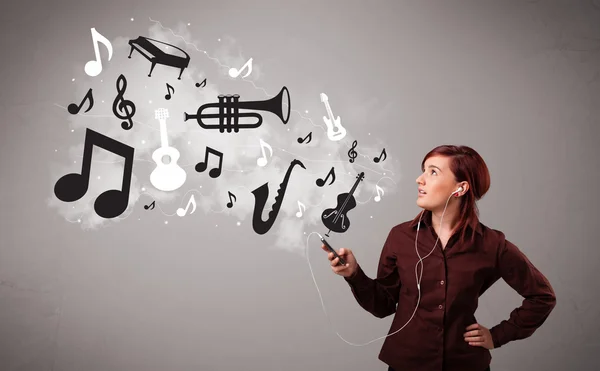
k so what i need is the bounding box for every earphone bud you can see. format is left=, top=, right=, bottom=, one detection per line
left=453, top=186, right=463, bottom=195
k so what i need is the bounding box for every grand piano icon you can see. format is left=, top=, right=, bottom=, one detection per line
left=127, top=36, right=190, bottom=80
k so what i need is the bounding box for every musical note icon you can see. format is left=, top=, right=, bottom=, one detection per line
left=348, top=140, right=358, bottom=163
left=85, top=28, right=113, bottom=77
left=226, top=191, right=237, bottom=208
left=112, top=74, right=136, bottom=130
left=53, top=128, right=134, bottom=219
left=195, top=146, right=223, bottom=178
left=374, top=185, right=384, bottom=202
left=257, top=138, right=273, bottom=167
left=176, top=195, right=197, bottom=217
left=316, top=166, right=336, bottom=187
left=296, top=201, right=306, bottom=218
left=144, top=200, right=155, bottom=210
left=297, top=132, right=312, bottom=144
left=165, top=83, right=174, bottom=100
left=68, top=88, right=94, bottom=115
left=228, top=58, right=253, bottom=78
left=374, top=148, right=387, bottom=163
left=195, top=78, right=206, bottom=88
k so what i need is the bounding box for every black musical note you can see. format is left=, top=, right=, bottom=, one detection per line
left=226, top=191, right=237, bottom=208
left=316, top=166, right=336, bottom=187
left=112, top=74, right=136, bottom=130
left=195, top=78, right=206, bottom=88
left=144, top=200, right=155, bottom=210
left=374, top=148, right=387, bottom=163
left=53, top=128, right=135, bottom=219
left=165, top=83, right=174, bottom=100
left=195, top=146, right=223, bottom=178
left=68, top=88, right=94, bottom=114
left=348, top=140, right=358, bottom=163
left=297, top=132, right=312, bottom=144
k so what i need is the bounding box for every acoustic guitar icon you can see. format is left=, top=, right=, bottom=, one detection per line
left=320, top=93, right=347, bottom=141
left=150, top=108, right=187, bottom=191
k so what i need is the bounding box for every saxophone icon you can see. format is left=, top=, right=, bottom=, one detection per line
left=251, top=159, right=306, bottom=235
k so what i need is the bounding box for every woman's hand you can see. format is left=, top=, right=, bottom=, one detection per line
left=464, top=323, right=495, bottom=350
left=321, top=245, right=358, bottom=278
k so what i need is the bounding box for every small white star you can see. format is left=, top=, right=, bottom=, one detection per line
left=215, top=224, right=218, bottom=227
left=97, top=176, right=101, bottom=180
left=305, top=110, right=308, bottom=114
left=72, top=78, right=75, bottom=82
left=78, top=219, right=81, bottom=223
left=71, top=129, right=74, bottom=132
left=102, top=100, right=104, bottom=103
left=165, top=221, right=168, bottom=224
left=142, top=187, right=146, bottom=191
left=149, top=100, right=152, bottom=104
left=141, top=140, right=146, bottom=144
left=218, top=38, right=221, bottom=42
left=131, top=18, right=134, bottom=21
left=55, top=149, right=57, bottom=152
left=188, top=141, right=191, bottom=144
left=187, top=23, right=191, bottom=26
left=236, top=222, right=241, bottom=226
left=370, top=216, right=373, bottom=218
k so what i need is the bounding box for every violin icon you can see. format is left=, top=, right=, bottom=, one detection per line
left=321, top=172, right=365, bottom=236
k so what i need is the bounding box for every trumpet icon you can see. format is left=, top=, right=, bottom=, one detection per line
left=184, top=86, right=291, bottom=133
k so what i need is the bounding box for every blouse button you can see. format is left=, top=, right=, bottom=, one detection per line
left=440, top=280, right=444, bottom=285
left=438, top=304, right=443, bottom=310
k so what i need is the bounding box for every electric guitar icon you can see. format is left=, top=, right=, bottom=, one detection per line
left=320, top=93, right=347, bottom=141
left=150, top=108, right=187, bottom=191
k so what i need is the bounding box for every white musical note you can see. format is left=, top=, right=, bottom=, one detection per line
left=374, top=185, right=384, bottom=202
left=296, top=201, right=306, bottom=218
left=176, top=195, right=197, bottom=217
left=84, top=28, right=113, bottom=77
left=257, top=138, right=273, bottom=167
left=228, top=58, right=253, bottom=78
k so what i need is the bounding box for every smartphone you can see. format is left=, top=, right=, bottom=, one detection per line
left=320, top=236, right=347, bottom=266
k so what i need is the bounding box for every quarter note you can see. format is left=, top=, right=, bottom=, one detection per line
left=316, top=166, right=336, bottom=187
left=257, top=138, right=272, bottom=167
left=112, top=74, right=136, bottom=130
left=195, top=146, right=223, bottom=178
left=53, top=128, right=135, bottom=219
left=68, top=88, right=94, bottom=114
left=84, top=28, right=113, bottom=77
left=297, top=132, right=312, bottom=144
left=144, top=200, right=155, bottom=210
left=226, top=191, right=237, bottom=208
left=374, top=148, right=387, bottom=163
left=165, top=83, right=174, bottom=100
left=176, top=195, right=197, bottom=217
left=228, top=57, right=253, bottom=78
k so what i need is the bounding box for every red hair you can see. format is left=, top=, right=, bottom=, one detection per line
left=411, top=145, right=491, bottom=245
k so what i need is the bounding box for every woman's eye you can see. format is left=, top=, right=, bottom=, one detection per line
left=431, top=170, right=437, bottom=175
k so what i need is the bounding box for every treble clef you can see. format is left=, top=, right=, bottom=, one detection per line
left=112, top=74, right=136, bottom=130
left=348, top=140, right=358, bottom=163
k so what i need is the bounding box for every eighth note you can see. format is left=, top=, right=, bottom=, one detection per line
left=374, top=148, right=387, bottom=163
left=296, top=201, right=306, bottom=218
left=316, top=166, right=336, bottom=187
left=68, top=88, right=94, bottom=114
left=374, top=185, right=384, bottom=202
left=84, top=28, right=113, bottom=77
left=195, top=78, right=206, bottom=88
left=226, top=191, right=237, bottom=208
left=176, top=195, right=197, bottom=217
left=297, top=132, right=312, bottom=144
left=144, top=200, right=155, bottom=210
left=257, top=138, right=273, bottom=167
left=164, top=83, right=174, bottom=100
left=228, top=57, right=253, bottom=78
left=195, top=146, right=223, bottom=178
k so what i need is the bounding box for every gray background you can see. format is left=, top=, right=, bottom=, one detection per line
left=1, top=0, right=599, bottom=370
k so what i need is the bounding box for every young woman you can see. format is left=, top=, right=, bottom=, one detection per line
left=321, top=145, right=557, bottom=371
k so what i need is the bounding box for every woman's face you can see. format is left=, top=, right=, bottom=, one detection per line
left=415, top=155, right=462, bottom=211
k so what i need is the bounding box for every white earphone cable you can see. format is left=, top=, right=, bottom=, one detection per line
left=306, top=191, right=457, bottom=346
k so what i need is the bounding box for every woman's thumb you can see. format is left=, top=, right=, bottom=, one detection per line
left=339, top=248, right=345, bottom=255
